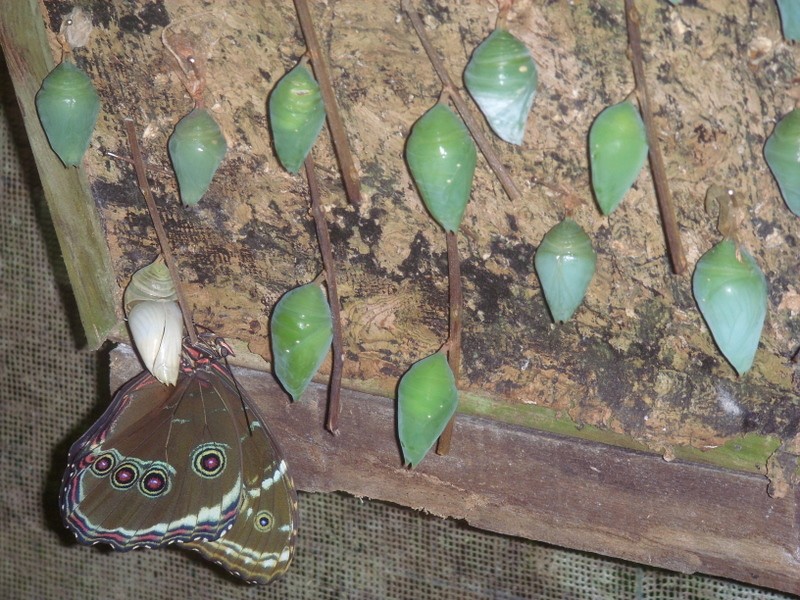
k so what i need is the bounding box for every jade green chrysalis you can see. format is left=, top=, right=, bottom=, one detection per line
left=764, top=109, right=800, bottom=217
left=406, top=104, right=477, bottom=232
left=269, top=63, right=326, bottom=173
left=535, top=219, right=596, bottom=323
left=168, top=108, right=227, bottom=206
left=589, top=100, right=648, bottom=215
left=271, top=282, right=333, bottom=401
left=464, top=28, right=538, bottom=145
left=776, top=0, right=800, bottom=40
left=692, top=239, right=767, bottom=375
left=35, top=60, right=100, bottom=167
left=397, top=352, right=458, bottom=468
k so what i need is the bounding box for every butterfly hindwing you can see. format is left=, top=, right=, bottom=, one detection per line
left=181, top=362, right=299, bottom=584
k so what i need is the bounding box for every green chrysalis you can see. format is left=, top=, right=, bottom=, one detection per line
left=764, top=109, right=800, bottom=217
left=271, top=282, right=333, bottom=401
left=535, top=218, right=596, bottom=323
left=397, top=352, right=458, bottom=468
left=692, top=239, right=767, bottom=375
left=464, top=28, right=538, bottom=145
left=269, top=63, right=326, bottom=173
left=168, top=108, right=227, bottom=206
left=588, top=100, right=648, bottom=215
left=776, top=0, right=800, bottom=41
left=35, top=60, right=100, bottom=167
left=406, top=104, right=477, bottom=232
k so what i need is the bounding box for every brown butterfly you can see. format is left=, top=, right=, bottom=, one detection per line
left=61, top=337, right=298, bottom=583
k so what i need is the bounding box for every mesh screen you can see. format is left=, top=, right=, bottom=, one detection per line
left=0, top=52, right=795, bottom=600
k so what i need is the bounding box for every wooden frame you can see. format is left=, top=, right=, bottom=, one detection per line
left=110, top=342, right=800, bottom=595
left=0, top=0, right=117, bottom=348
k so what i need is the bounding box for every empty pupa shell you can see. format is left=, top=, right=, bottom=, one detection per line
left=123, top=258, right=177, bottom=312
left=124, top=259, right=182, bottom=385
left=764, top=109, right=800, bottom=217
left=589, top=100, right=648, bottom=215
left=397, top=352, right=458, bottom=468
left=35, top=60, right=100, bottom=167
left=463, top=28, right=538, bottom=145
left=535, top=218, right=596, bottom=322
left=168, top=108, right=227, bottom=206
left=776, top=0, right=800, bottom=40
left=406, top=104, right=477, bottom=232
left=127, top=301, right=183, bottom=386
left=270, top=282, right=333, bottom=401
left=269, top=63, right=326, bottom=173
left=692, top=239, right=767, bottom=375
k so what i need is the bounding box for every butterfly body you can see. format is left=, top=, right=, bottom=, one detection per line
left=61, top=339, right=298, bottom=583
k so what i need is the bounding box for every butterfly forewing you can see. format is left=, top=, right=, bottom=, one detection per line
left=181, top=362, right=299, bottom=584
left=61, top=365, right=246, bottom=549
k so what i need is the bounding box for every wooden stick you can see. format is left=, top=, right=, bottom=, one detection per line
left=294, top=0, right=362, bottom=206
left=402, top=0, right=522, bottom=204
left=124, top=119, right=197, bottom=344
left=624, top=0, right=687, bottom=274
left=436, top=231, right=463, bottom=455
left=304, top=154, right=345, bottom=433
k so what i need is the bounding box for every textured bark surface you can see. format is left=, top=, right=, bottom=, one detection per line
left=36, top=0, right=800, bottom=464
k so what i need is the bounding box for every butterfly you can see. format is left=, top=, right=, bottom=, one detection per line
left=60, top=336, right=298, bottom=583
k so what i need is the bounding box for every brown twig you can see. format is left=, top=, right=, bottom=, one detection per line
left=436, top=231, right=462, bottom=456
left=304, top=154, right=345, bottom=434
left=402, top=0, right=522, bottom=204
left=624, top=0, right=687, bottom=274
left=124, top=119, right=197, bottom=344
left=294, top=0, right=362, bottom=206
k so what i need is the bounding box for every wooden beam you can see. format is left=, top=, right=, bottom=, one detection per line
left=0, top=0, right=117, bottom=348
left=110, top=345, right=800, bottom=595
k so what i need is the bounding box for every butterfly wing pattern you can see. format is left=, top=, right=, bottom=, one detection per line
left=60, top=339, right=298, bottom=584
left=181, top=361, right=299, bottom=583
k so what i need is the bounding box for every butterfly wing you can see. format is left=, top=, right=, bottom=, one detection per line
left=60, top=367, right=247, bottom=549
left=181, top=363, right=298, bottom=584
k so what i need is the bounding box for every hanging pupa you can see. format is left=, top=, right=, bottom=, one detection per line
left=776, top=0, right=800, bottom=41
left=123, top=258, right=183, bottom=385
left=764, top=109, right=800, bottom=217
left=36, top=60, right=100, bottom=167
left=397, top=352, right=458, bottom=468
left=168, top=108, right=227, bottom=206
left=406, top=104, right=477, bottom=232
left=270, top=281, right=333, bottom=401
left=269, top=62, right=326, bottom=173
left=588, top=100, right=648, bottom=215
left=534, top=218, right=596, bottom=323
left=693, top=239, right=767, bottom=375
left=463, top=28, right=538, bottom=145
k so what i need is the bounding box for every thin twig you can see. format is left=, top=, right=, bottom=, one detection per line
left=124, top=119, right=197, bottom=344
left=305, top=154, right=345, bottom=434
left=294, top=0, right=362, bottom=206
left=436, top=231, right=462, bottom=456
left=402, top=0, right=522, bottom=204
left=624, top=0, right=687, bottom=274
